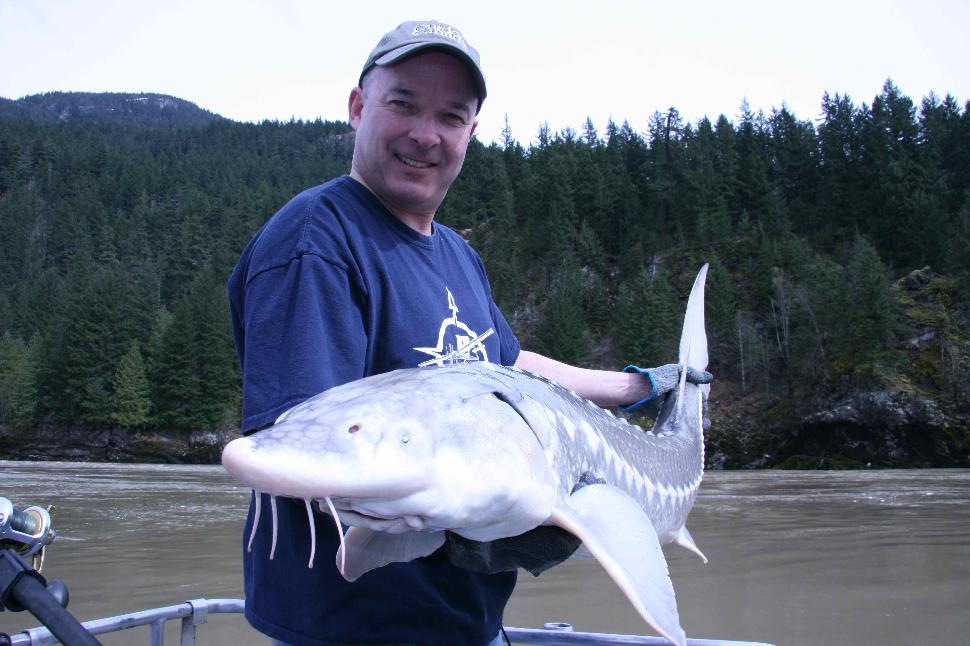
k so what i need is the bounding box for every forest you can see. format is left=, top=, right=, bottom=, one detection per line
left=0, top=83, right=968, bottom=467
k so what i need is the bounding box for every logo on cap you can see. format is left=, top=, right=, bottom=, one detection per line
left=412, top=23, right=468, bottom=52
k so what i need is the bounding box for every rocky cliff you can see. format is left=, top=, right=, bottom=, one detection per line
left=707, top=267, right=970, bottom=469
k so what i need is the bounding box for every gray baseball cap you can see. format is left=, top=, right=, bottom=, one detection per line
left=359, top=20, right=486, bottom=113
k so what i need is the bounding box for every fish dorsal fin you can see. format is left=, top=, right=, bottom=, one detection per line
left=674, top=525, right=708, bottom=563
left=338, top=527, right=445, bottom=582
left=549, top=484, right=687, bottom=646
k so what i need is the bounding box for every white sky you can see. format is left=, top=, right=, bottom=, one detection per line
left=1, top=0, right=967, bottom=146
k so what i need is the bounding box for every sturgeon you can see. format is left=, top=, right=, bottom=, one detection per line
left=222, top=264, right=711, bottom=646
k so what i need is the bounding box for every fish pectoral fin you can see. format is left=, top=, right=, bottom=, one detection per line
left=549, top=484, right=686, bottom=646
left=674, top=525, right=708, bottom=563
left=338, top=527, right=446, bottom=582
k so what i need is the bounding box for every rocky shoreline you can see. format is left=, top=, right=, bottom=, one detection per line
left=3, top=394, right=966, bottom=469
left=706, top=384, right=969, bottom=469
left=0, top=423, right=236, bottom=464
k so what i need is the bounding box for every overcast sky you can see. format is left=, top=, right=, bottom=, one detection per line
left=2, top=0, right=967, bottom=145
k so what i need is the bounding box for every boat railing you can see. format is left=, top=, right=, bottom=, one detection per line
left=3, top=598, right=243, bottom=646
left=3, top=597, right=775, bottom=646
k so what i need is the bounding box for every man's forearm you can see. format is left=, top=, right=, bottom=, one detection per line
left=513, top=350, right=652, bottom=408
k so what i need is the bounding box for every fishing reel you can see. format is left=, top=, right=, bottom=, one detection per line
left=0, top=497, right=100, bottom=643
left=0, top=497, right=56, bottom=572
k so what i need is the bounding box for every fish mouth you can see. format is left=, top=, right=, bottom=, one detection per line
left=327, top=498, right=387, bottom=518
left=323, top=499, right=432, bottom=532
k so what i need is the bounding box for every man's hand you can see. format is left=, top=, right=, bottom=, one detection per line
left=444, top=474, right=605, bottom=576
left=620, top=363, right=712, bottom=413
left=445, top=526, right=581, bottom=577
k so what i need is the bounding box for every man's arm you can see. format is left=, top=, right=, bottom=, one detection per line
left=514, top=349, right=713, bottom=410
left=514, top=350, right=650, bottom=407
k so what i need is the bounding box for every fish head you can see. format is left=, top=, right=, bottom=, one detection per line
left=222, top=364, right=556, bottom=538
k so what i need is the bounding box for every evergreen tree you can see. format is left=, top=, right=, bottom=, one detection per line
left=52, top=259, right=131, bottom=424
left=580, top=269, right=611, bottom=333
left=582, top=117, right=599, bottom=147
left=856, top=80, right=925, bottom=265
left=845, top=233, right=899, bottom=366
left=704, top=258, right=738, bottom=366
left=800, top=255, right=848, bottom=370
left=599, top=147, right=639, bottom=259
left=152, top=295, right=202, bottom=428
left=767, top=107, right=819, bottom=235
left=734, top=100, right=773, bottom=225
left=469, top=191, right=523, bottom=311
left=518, top=143, right=577, bottom=262
left=712, top=114, right=740, bottom=223
left=0, top=331, right=38, bottom=425
left=575, top=219, right=607, bottom=276
left=109, top=341, right=151, bottom=427
left=151, top=273, right=238, bottom=428
left=617, top=267, right=680, bottom=366
left=190, top=273, right=240, bottom=427
left=817, top=91, right=862, bottom=238
left=686, top=118, right=732, bottom=242
left=644, top=108, right=687, bottom=239
left=536, top=262, right=591, bottom=365
left=943, top=193, right=970, bottom=276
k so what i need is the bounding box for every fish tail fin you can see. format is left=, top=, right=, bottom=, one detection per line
left=672, top=265, right=709, bottom=422
left=678, top=264, right=709, bottom=372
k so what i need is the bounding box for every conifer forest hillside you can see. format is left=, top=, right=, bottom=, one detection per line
left=1, top=85, right=968, bottom=468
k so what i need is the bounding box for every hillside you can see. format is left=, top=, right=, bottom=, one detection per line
left=0, top=91, right=224, bottom=128
left=0, top=82, right=967, bottom=468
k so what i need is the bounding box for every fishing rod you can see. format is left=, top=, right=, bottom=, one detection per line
left=0, top=496, right=101, bottom=646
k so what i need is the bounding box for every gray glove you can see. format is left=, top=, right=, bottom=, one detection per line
left=445, top=526, right=580, bottom=577
left=444, top=474, right=605, bottom=576
left=620, top=363, right=712, bottom=413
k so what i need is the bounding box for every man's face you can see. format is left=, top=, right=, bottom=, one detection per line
left=348, top=51, right=479, bottom=227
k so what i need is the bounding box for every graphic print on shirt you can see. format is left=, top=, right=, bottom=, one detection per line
left=413, top=288, right=493, bottom=366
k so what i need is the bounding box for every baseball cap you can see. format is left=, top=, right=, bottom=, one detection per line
left=359, top=20, right=486, bottom=113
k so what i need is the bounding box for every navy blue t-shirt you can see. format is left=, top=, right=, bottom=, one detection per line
left=226, top=176, right=521, bottom=646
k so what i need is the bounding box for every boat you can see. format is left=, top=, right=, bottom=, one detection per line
left=3, top=596, right=775, bottom=646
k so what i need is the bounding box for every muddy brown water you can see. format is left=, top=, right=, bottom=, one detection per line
left=1, top=462, right=968, bottom=645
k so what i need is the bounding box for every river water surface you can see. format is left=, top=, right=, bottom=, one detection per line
left=0, top=462, right=967, bottom=645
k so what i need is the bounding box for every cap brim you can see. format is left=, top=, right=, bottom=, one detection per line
left=372, top=42, right=487, bottom=107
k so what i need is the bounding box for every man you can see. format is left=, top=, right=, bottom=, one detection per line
left=227, top=20, right=709, bottom=646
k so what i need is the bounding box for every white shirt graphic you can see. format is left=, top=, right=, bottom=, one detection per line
left=413, top=288, right=493, bottom=366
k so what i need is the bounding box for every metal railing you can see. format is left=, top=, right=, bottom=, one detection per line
left=4, top=598, right=775, bottom=646
left=506, top=625, right=774, bottom=646
left=4, top=598, right=243, bottom=646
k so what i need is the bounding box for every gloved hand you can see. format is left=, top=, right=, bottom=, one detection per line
left=444, top=474, right=605, bottom=576
left=445, top=526, right=581, bottom=577
left=620, top=363, right=712, bottom=414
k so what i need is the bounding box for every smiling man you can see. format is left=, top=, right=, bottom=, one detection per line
left=348, top=50, right=478, bottom=234
left=227, top=19, right=708, bottom=646
left=227, top=22, right=524, bottom=646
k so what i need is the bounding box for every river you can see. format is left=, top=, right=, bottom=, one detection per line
left=1, top=462, right=967, bottom=645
